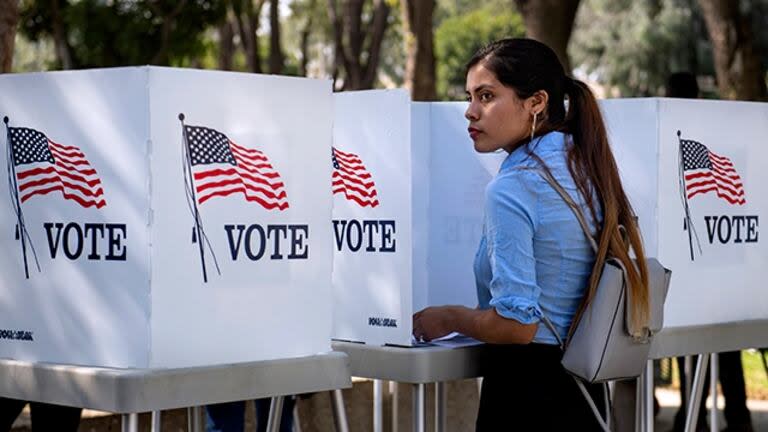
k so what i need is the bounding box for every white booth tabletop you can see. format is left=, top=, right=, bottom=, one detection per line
left=0, top=351, right=351, bottom=413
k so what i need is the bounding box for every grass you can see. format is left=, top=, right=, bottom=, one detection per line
left=742, top=349, right=768, bottom=400
left=657, top=350, right=768, bottom=400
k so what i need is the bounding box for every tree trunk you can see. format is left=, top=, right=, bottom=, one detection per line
left=327, top=0, right=347, bottom=89
left=0, top=0, right=19, bottom=73
left=360, top=0, right=389, bottom=89
left=218, top=14, right=235, bottom=70
left=697, top=0, right=767, bottom=101
left=150, top=0, right=188, bottom=65
left=51, top=0, right=73, bottom=69
left=341, top=0, right=365, bottom=88
left=328, top=0, right=390, bottom=90
left=298, top=0, right=316, bottom=77
left=401, top=0, right=436, bottom=101
left=232, top=0, right=264, bottom=73
left=268, top=0, right=284, bottom=74
left=513, top=0, right=581, bottom=73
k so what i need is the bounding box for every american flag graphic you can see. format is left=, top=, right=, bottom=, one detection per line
left=8, top=127, right=106, bottom=209
left=332, top=147, right=379, bottom=208
left=184, top=125, right=288, bottom=210
left=680, top=139, right=745, bottom=205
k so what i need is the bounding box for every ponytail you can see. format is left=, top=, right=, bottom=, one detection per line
left=564, top=78, right=650, bottom=338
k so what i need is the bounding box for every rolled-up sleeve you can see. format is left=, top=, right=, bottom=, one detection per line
left=484, top=171, right=542, bottom=324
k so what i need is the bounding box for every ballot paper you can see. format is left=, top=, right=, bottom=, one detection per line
left=411, top=332, right=483, bottom=348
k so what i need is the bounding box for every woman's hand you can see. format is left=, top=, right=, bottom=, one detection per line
left=412, top=306, right=458, bottom=342
left=413, top=306, right=539, bottom=345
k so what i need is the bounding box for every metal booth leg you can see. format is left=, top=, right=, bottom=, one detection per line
left=413, top=383, right=426, bottom=432
left=637, top=367, right=647, bottom=432
left=187, top=406, right=202, bottom=432
left=646, top=360, right=655, bottom=432
left=374, top=379, right=384, bottom=432
left=121, top=413, right=139, bottom=432
left=684, top=354, right=710, bottom=432
left=151, top=410, right=162, bottom=432
left=390, top=381, right=399, bottom=432
left=684, top=356, right=694, bottom=397
left=434, top=382, right=446, bottom=432
left=331, top=389, right=350, bottom=432
left=710, top=353, right=719, bottom=432
left=293, top=402, right=303, bottom=432
left=267, top=396, right=285, bottom=432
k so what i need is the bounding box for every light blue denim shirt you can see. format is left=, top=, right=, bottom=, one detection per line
left=474, top=131, right=601, bottom=345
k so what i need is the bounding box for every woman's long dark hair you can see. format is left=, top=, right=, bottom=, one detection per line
left=467, top=38, right=650, bottom=337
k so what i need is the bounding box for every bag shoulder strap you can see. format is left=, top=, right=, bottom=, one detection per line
left=521, top=167, right=613, bottom=432
left=520, top=167, right=599, bottom=253
left=542, top=314, right=612, bottom=431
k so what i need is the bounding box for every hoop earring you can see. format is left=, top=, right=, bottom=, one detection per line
left=530, top=111, right=539, bottom=141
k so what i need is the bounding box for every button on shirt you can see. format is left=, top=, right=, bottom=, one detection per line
left=474, top=131, right=601, bottom=345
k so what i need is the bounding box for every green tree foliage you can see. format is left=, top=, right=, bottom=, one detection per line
left=698, top=0, right=767, bottom=100
left=283, top=0, right=402, bottom=88
left=19, top=0, right=226, bottom=69
left=377, top=5, right=405, bottom=88
left=571, top=0, right=768, bottom=97
left=434, top=0, right=513, bottom=25
left=745, top=0, right=768, bottom=74
left=571, top=0, right=714, bottom=97
left=283, top=0, right=328, bottom=76
left=435, top=6, right=524, bottom=100
left=12, top=34, right=55, bottom=73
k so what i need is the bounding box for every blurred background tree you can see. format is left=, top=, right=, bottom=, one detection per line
left=514, top=0, right=580, bottom=72
left=0, top=0, right=19, bottom=73
left=697, top=0, right=767, bottom=100
left=571, top=0, right=714, bottom=97
left=2, top=0, right=766, bottom=101
left=571, top=0, right=767, bottom=100
left=18, top=0, right=227, bottom=68
left=401, top=0, right=436, bottom=100
left=327, top=0, right=393, bottom=90
left=218, top=0, right=267, bottom=72
left=435, top=4, right=524, bottom=100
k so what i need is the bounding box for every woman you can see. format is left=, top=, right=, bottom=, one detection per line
left=411, top=38, right=650, bottom=430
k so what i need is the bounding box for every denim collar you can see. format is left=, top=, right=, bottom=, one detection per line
left=500, top=131, right=566, bottom=172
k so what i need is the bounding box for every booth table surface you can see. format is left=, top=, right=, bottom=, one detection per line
left=332, top=341, right=488, bottom=383
left=334, top=319, right=768, bottom=383
left=0, top=352, right=351, bottom=413
left=650, top=319, right=768, bottom=359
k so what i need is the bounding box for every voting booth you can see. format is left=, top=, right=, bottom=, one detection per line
left=333, top=95, right=768, bottom=346
left=0, top=67, right=333, bottom=368
left=332, top=91, right=504, bottom=346
left=601, top=98, right=768, bottom=329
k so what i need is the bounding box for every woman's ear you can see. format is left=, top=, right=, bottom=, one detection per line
left=527, top=90, right=549, bottom=116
